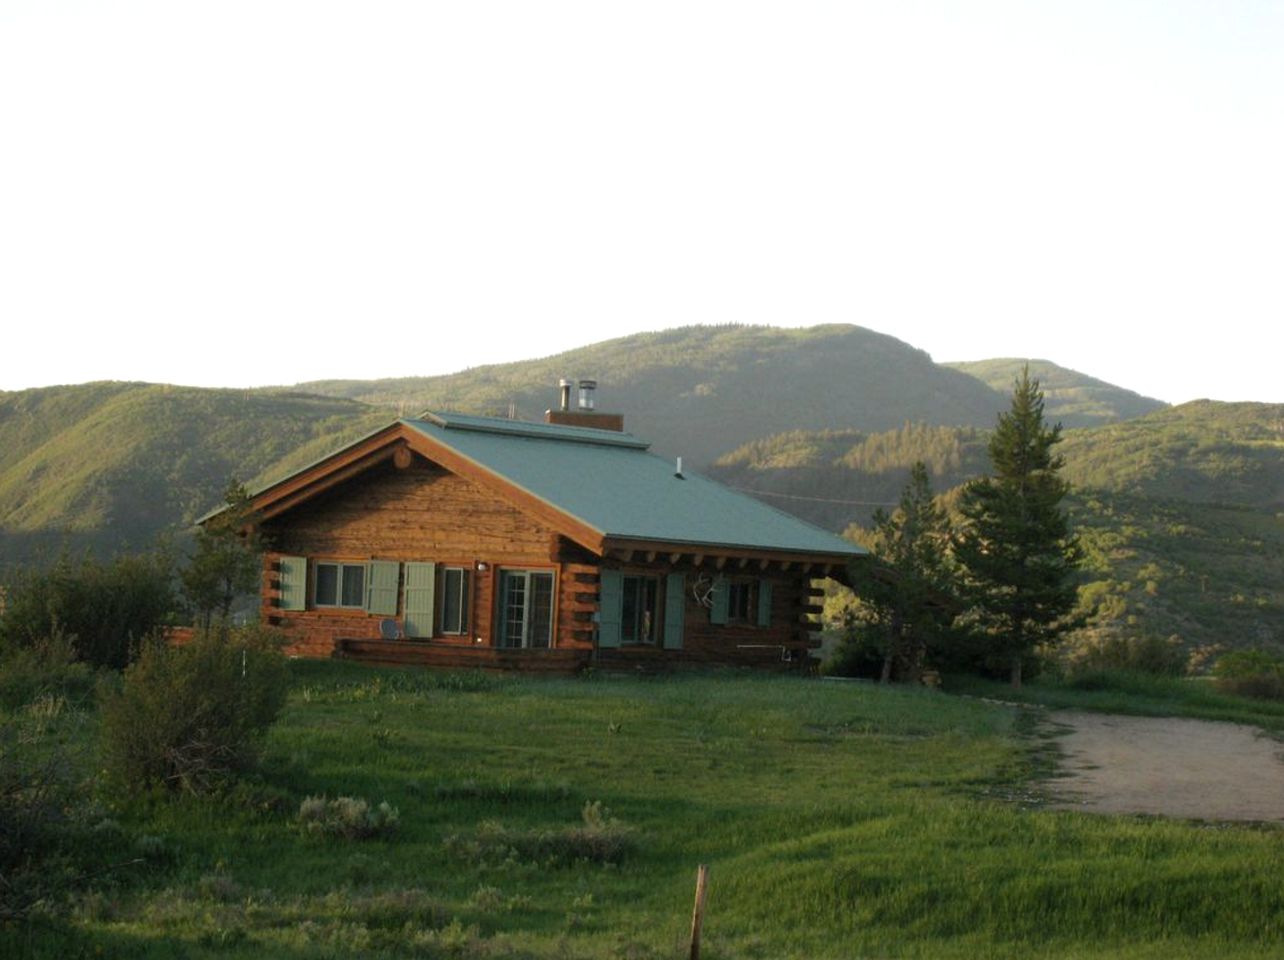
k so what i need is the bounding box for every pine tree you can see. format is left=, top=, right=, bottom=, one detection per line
left=181, top=480, right=262, bottom=631
left=953, top=368, right=1080, bottom=687
left=848, top=461, right=956, bottom=683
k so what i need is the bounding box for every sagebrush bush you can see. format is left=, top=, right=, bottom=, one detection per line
left=445, top=800, right=634, bottom=867
left=297, top=795, right=400, bottom=840
left=0, top=626, right=94, bottom=710
left=99, top=625, right=289, bottom=793
left=0, top=550, right=175, bottom=669
left=1213, top=649, right=1284, bottom=701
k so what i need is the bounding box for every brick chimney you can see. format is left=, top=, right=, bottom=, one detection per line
left=545, top=378, right=625, bottom=432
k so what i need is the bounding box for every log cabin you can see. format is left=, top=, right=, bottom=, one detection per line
left=200, top=381, right=865, bottom=672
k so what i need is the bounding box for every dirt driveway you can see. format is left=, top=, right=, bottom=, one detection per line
left=1047, top=711, right=1284, bottom=822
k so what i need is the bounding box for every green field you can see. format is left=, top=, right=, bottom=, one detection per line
left=8, top=664, right=1284, bottom=959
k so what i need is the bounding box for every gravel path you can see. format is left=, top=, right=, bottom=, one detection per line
left=1047, top=711, right=1284, bottom=822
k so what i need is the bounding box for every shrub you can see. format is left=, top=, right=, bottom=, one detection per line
left=445, top=800, right=634, bottom=867
left=0, top=712, right=75, bottom=920
left=297, top=795, right=401, bottom=840
left=1063, top=633, right=1187, bottom=678
left=0, top=626, right=94, bottom=710
left=1213, top=649, right=1284, bottom=701
left=99, top=625, right=289, bottom=793
left=820, top=624, right=883, bottom=679
left=0, top=549, right=176, bottom=669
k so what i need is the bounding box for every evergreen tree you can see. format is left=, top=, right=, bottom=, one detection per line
left=181, top=480, right=262, bottom=631
left=848, top=461, right=956, bottom=682
left=953, top=368, right=1080, bottom=687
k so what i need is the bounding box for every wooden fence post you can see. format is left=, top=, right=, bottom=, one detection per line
left=689, top=863, right=710, bottom=960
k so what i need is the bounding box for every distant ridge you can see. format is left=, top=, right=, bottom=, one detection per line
left=945, top=358, right=1167, bottom=428
left=706, top=400, right=1284, bottom=657
left=0, top=325, right=1176, bottom=567
left=295, top=324, right=1009, bottom=467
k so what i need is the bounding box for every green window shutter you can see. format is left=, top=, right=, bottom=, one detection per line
left=756, top=579, right=773, bottom=627
left=366, top=560, right=401, bottom=616
left=663, top=573, right=685, bottom=649
left=710, top=576, right=729, bottom=626
left=597, top=569, right=623, bottom=648
left=403, top=562, right=436, bottom=638
left=278, top=556, right=306, bottom=611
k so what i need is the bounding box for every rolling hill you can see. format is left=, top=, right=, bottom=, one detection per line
left=706, top=401, right=1284, bottom=659
left=294, top=324, right=1011, bottom=467
left=0, top=384, right=387, bottom=563
left=945, top=358, right=1168, bottom=428
left=2, top=323, right=1030, bottom=565
left=1059, top=401, right=1284, bottom=508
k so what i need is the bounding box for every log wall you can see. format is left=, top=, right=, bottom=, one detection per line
left=259, top=456, right=573, bottom=657
left=595, top=556, right=824, bottom=671
left=253, top=452, right=829, bottom=670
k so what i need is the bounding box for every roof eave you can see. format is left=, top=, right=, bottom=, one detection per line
left=600, top=534, right=865, bottom=566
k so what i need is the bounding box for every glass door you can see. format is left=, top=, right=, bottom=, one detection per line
left=498, top=570, right=555, bottom=648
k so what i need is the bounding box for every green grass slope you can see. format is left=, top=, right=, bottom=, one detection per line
left=946, top=358, right=1168, bottom=428
left=295, top=324, right=1012, bottom=467
left=11, top=666, right=1284, bottom=959
left=1060, top=401, right=1284, bottom=508
left=0, top=384, right=388, bottom=565
left=1071, top=492, right=1284, bottom=655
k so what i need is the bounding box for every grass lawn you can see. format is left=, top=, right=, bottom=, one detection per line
left=947, top=669, right=1284, bottom=733
left=7, top=662, right=1284, bottom=959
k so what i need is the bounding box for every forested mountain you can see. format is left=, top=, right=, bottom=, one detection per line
left=0, top=384, right=386, bottom=563
left=945, top=358, right=1167, bottom=428
left=709, top=401, right=1284, bottom=525
left=1059, top=401, right=1284, bottom=508
left=711, top=423, right=992, bottom=531
left=0, top=325, right=1226, bottom=596
left=707, top=401, right=1284, bottom=658
left=295, top=325, right=1010, bottom=466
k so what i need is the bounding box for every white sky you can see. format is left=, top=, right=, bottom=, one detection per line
left=2, top=1, right=1281, bottom=404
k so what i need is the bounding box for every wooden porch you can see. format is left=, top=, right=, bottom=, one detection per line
left=596, top=643, right=810, bottom=673
left=334, top=637, right=811, bottom=674
left=333, top=638, right=592, bottom=674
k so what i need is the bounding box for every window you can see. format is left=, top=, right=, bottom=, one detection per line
left=440, top=566, right=471, bottom=635
left=314, top=561, right=366, bottom=608
left=728, top=580, right=754, bottom=622
left=498, top=570, right=555, bottom=649
left=711, top=577, right=770, bottom=628
left=620, top=575, right=660, bottom=644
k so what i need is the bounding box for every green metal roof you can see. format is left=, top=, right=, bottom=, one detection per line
left=403, top=414, right=864, bottom=557
left=418, top=410, right=650, bottom=449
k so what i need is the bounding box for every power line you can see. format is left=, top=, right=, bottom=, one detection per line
left=729, top=485, right=898, bottom=507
